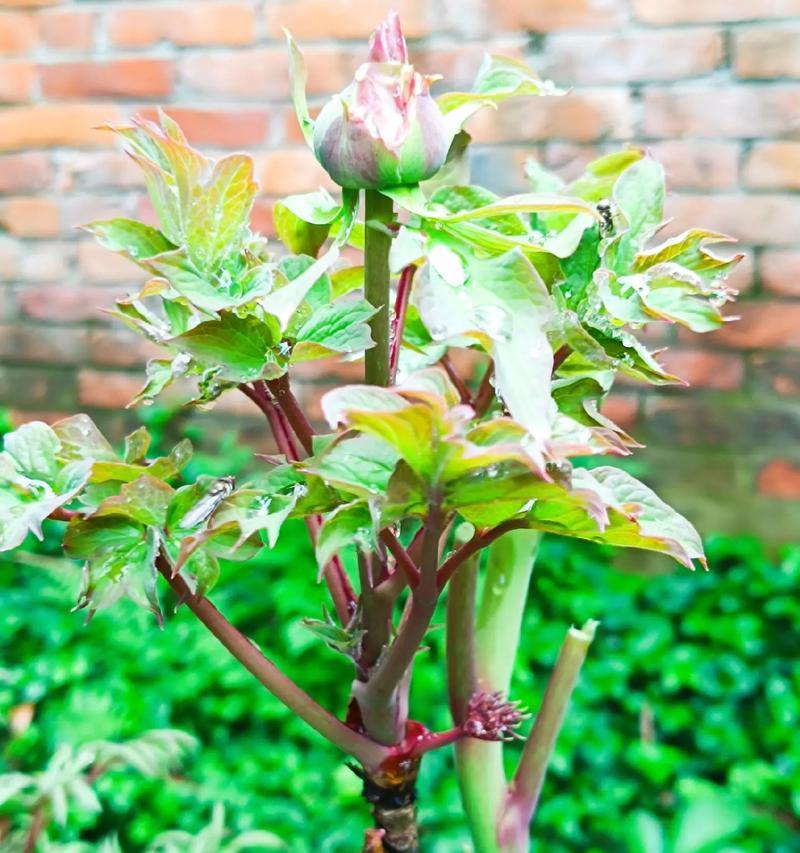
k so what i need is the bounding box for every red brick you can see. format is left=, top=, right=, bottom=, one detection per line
left=648, top=140, right=739, bottom=190
left=16, top=240, right=74, bottom=282
left=760, top=251, right=800, bottom=297
left=633, top=0, right=800, bottom=24
left=659, top=349, right=744, bottom=390
left=54, top=150, right=141, bottom=191
left=0, top=104, right=121, bottom=152
left=0, top=234, right=18, bottom=277
left=495, top=0, right=625, bottom=31
left=468, top=89, right=633, bottom=144
left=179, top=47, right=359, bottom=100
left=742, top=143, right=800, bottom=190
left=38, top=9, right=95, bottom=51
left=41, top=59, right=174, bottom=99
left=715, top=302, right=800, bottom=349
left=0, top=11, right=36, bottom=55
left=61, top=194, right=134, bottom=231
left=87, top=327, right=161, bottom=368
left=725, top=251, right=756, bottom=295
left=265, top=0, right=429, bottom=40
left=0, top=61, right=35, bottom=103
left=77, top=240, right=142, bottom=284
left=642, top=86, right=800, bottom=139
left=256, top=149, right=335, bottom=195
left=0, top=153, right=51, bottom=193
left=0, top=0, right=60, bottom=7
left=108, top=2, right=255, bottom=48
left=412, top=42, right=525, bottom=91
left=0, top=196, right=59, bottom=237
left=135, top=107, right=270, bottom=148
left=757, top=459, right=800, bottom=500
left=664, top=194, right=800, bottom=248
left=734, top=26, right=800, bottom=78
left=18, top=285, right=122, bottom=322
left=0, top=323, right=87, bottom=364
left=77, top=369, right=143, bottom=409
left=250, top=196, right=275, bottom=236
left=539, top=29, right=723, bottom=85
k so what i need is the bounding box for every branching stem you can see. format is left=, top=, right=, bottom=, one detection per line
left=157, top=557, right=387, bottom=770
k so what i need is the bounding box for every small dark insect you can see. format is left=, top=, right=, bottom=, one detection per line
left=597, top=199, right=615, bottom=236
left=180, top=475, right=236, bottom=528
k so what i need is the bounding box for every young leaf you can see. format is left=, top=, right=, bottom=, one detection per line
left=291, top=295, right=377, bottom=362
left=169, top=313, right=283, bottom=383
left=284, top=28, right=315, bottom=146
left=84, top=218, right=176, bottom=264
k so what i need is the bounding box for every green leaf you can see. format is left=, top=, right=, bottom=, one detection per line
left=261, top=246, right=340, bottom=329
left=437, top=54, right=565, bottom=137
left=672, top=793, right=745, bottom=853
left=186, top=154, right=257, bottom=273
left=64, top=517, right=162, bottom=620
left=624, top=811, right=665, bottom=853
left=274, top=203, right=331, bottom=258
left=84, top=218, right=176, bottom=264
left=3, top=421, right=60, bottom=481
left=315, top=502, right=376, bottom=568
left=633, top=228, right=744, bottom=283
left=529, top=467, right=706, bottom=569
left=284, top=28, right=315, bottom=147
left=566, top=148, right=645, bottom=203
left=143, top=250, right=234, bottom=315
left=292, top=295, right=377, bottom=362
left=53, top=414, right=117, bottom=465
left=611, top=157, right=665, bottom=269
left=301, top=434, right=400, bottom=498
left=170, top=313, right=283, bottom=383
left=93, top=475, right=174, bottom=527
left=124, top=426, right=152, bottom=464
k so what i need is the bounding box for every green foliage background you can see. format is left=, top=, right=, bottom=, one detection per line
left=1, top=415, right=798, bottom=852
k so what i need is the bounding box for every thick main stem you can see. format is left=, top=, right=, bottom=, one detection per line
left=450, top=530, right=541, bottom=853
left=499, top=620, right=598, bottom=851
left=364, top=189, right=394, bottom=387
left=157, top=559, right=386, bottom=771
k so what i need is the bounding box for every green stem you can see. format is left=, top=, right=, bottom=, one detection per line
left=364, top=189, right=394, bottom=387
left=449, top=530, right=541, bottom=853
left=499, top=619, right=598, bottom=852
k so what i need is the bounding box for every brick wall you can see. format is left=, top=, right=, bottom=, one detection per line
left=1, top=0, right=798, bottom=541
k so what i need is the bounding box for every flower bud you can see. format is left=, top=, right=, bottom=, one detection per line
left=312, top=12, right=449, bottom=190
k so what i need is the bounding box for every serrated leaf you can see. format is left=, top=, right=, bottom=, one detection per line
left=84, top=218, right=175, bottom=264
left=437, top=53, right=565, bottom=138
left=65, top=518, right=162, bottom=620
left=170, top=313, right=283, bottom=383
left=261, top=246, right=340, bottom=329
left=292, top=295, right=377, bottom=362
left=53, top=414, right=117, bottom=465
left=124, top=426, right=152, bottom=464
left=3, top=421, right=61, bottom=481
left=93, top=475, right=174, bottom=527
left=301, top=434, right=400, bottom=499
left=315, top=502, right=376, bottom=568
left=285, top=29, right=315, bottom=147
left=186, top=154, right=257, bottom=273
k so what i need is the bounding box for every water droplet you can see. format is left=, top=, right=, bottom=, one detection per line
left=474, top=305, right=512, bottom=342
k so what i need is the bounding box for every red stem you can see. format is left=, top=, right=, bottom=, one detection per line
left=239, top=383, right=356, bottom=625
left=379, top=530, right=421, bottom=588
left=473, top=363, right=495, bottom=416
left=267, top=374, right=315, bottom=455
left=552, top=345, right=571, bottom=374
left=440, top=355, right=472, bottom=405
left=388, top=264, right=415, bottom=385
left=436, top=520, right=528, bottom=591
left=157, top=558, right=386, bottom=770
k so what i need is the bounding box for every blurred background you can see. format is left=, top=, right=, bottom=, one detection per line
left=1, top=0, right=799, bottom=851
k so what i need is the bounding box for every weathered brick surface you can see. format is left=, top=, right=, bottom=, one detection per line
left=0, top=0, right=798, bottom=540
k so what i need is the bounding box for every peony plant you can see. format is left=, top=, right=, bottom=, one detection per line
left=0, top=12, right=741, bottom=852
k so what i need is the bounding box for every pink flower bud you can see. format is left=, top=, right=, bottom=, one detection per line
left=312, top=13, right=449, bottom=190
